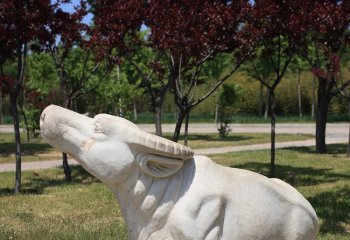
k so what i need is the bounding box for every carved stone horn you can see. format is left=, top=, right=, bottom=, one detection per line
left=126, top=127, right=194, bottom=161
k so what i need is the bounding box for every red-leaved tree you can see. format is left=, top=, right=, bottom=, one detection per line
left=92, top=0, right=171, bottom=136
left=92, top=1, right=252, bottom=142
left=145, top=0, right=252, bottom=143
left=0, top=0, right=61, bottom=193
left=300, top=0, right=350, bottom=153
left=247, top=0, right=309, bottom=177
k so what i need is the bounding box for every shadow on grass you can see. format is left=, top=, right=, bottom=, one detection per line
left=169, top=134, right=252, bottom=142
left=0, top=165, right=99, bottom=196
left=231, top=161, right=350, bottom=187
left=285, top=144, right=348, bottom=156
left=309, top=187, right=350, bottom=235
left=0, top=142, right=54, bottom=156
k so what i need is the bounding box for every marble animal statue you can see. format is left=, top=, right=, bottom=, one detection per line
left=40, top=105, right=319, bottom=240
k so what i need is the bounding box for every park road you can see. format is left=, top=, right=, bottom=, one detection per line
left=0, top=123, right=348, bottom=172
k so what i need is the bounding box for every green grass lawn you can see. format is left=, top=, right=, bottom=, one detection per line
left=0, top=144, right=349, bottom=239
left=170, top=133, right=313, bottom=149
left=0, top=133, right=60, bottom=163
left=0, top=132, right=313, bottom=164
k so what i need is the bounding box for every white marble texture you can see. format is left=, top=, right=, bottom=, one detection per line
left=40, top=105, right=319, bottom=240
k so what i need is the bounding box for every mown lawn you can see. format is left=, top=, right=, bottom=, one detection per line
left=171, top=132, right=313, bottom=149
left=0, top=132, right=313, bottom=163
left=0, top=133, right=60, bottom=163
left=0, top=144, right=349, bottom=239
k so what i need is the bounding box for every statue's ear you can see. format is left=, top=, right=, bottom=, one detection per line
left=136, top=153, right=183, bottom=178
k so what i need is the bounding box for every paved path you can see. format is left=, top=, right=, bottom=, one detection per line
left=1, top=123, right=348, bottom=172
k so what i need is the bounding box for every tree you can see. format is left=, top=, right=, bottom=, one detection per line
left=92, top=1, right=171, bottom=136
left=48, top=46, right=110, bottom=182
left=125, top=44, right=169, bottom=136
left=145, top=0, right=252, bottom=144
left=241, top=49, right=274, bottom=118
left=0, top=0, right=59, bottom=193
left=24, top=52, right=61, bottom=137
left=217, top=82, right=242, bottom=138
left=92, top=65, right=144, bottom=118
left=288, top=55, right=309, bottom=118
left=248, top=0, right=307, bottom=177
left=301, top=0, right=350, bottom=153
left=334, top=46, right=350, bottom=156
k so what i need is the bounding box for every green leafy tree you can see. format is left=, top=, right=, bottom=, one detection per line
left=217, top=83, right=242, bottom=138
left=92, top=66, right=144, bottom=118
left=22, top=53, right=61, bottom=138
left=288, top=55, right=309, bottom=118
left=241, top=49, right=274, bottom=118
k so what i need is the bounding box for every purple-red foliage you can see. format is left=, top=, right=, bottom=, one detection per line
left=92, top=1, right=251, bottom=64
left=48, top=1, right=88, bottom=50
left=145, top=0, right=250, bottom=62
left=249, top=0, right=310, bottom=56
left=0, top=0, right=54, bottom=57
left=91, top=0, right=145, bottom=62
left=0, top=75, right=15, bottom=93
left=0, top=0, right=88, bottom=95
left=26, top=88, right=64, bottom=109
left=305, top=0, right=350, bottom=81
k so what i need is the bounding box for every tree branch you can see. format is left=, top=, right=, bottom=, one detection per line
left=192, top=60, right=243, bottom=107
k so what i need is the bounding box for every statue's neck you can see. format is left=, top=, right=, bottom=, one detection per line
left=112, top=164, right=192, bottom=239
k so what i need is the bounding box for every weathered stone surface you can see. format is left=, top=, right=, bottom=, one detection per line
left=40, top=105, right=319, bottom=240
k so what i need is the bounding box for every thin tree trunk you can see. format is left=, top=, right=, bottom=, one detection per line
left=259, top=82, right=264, bottom=116
left=0, top=92, right=3, bottom=124
left=173, top=109, right=186, bottom=142
left=311, top=75, right=316, bottom=119
left=62, top=97, right=72, bottom=182
left=264, top=88, right=269, bottom=119
left=118, top=98, right=123, bottom=117
left=297, top=68, right=302, bottom=118
left=19, top=104, right=30, bottom=141
left=184, top=111, right=189, bottom=146
left=154, top=96, right=163, bottom=136
left=133, top=100, right=138, bottom=122
left=315, top=78, right=331, bottom=154
left=268, top=89, right=276, bottom=178
left=11, top=96, right=21, bottom=193
left=62, top=152, right=72, bottom=182
left=347, top=98, right=350, bottom=157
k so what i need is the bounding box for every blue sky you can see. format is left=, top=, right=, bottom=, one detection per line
left=59, top=0, right=93, bottom=24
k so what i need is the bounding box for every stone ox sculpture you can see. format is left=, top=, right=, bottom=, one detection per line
left=40, top=105, right=319, bottom=240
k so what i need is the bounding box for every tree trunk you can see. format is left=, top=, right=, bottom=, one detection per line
left=297, top=68, right=302, bottom=118
left=347, top=99, right=350, bottom=157
left=268, top=89, right=276, bottom=178
left=315, top=78, right=331, bottom=153
left=62, top=152, right=72, bottom=182
left=0, top=91, right=3, bottom=124
left=173, top=109, right=186, bottom=142
left=11, top=96, right=21, bottom=193
left=62, top=97, right=72, bottom=182
left=311, top=75, right=316, bottom=119
left=259, top=82, right=264, bottom=116
left=118, top=98, right=123, bottom=117
left=133, top=100, right=138, bottom=122
left=184, top=111, right=189, bottom=146
left=154, top=96, right=163, bottom=136
left=19, top=104, right=30, bottom=142
left=264, top=88, right=269, bottom=119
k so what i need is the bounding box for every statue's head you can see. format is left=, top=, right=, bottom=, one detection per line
left=40, top=105, right=193, bottom=186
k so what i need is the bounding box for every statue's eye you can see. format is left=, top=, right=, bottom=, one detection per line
left=94, top=121, right=104, bottom=134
